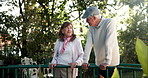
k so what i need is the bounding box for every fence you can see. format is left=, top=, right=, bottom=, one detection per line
left=0, top=63, right=143, bottom=78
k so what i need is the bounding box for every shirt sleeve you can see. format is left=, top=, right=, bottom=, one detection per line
left=83, top=29, right=93, bottom=63
left=104, top=19, right=117, bottom=65
left=51, top=39, right=59, bottom=64
left=74, top=38, right=84, bottom=65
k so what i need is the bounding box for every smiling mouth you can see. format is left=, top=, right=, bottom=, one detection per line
left=67, top=32, right=72, bottom=33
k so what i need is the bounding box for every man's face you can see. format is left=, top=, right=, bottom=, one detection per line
left=86, top=16, right=96, bottom=26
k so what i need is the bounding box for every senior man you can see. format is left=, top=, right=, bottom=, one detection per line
left=82, top=6, right=120, bottom=78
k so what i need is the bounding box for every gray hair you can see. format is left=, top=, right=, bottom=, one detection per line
left=94, top=14, right=101, bottom=19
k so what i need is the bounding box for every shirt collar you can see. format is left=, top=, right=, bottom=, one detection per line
left=64, top=37, right=71, bottom=41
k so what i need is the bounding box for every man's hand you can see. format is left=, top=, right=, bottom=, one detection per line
left=69, top=62, right=78, bottom=69
left=99, top=63, right=109, bottom=70
left=49, top=64, right=56, bottom=69
left=82, top=63, right=90, bottom=70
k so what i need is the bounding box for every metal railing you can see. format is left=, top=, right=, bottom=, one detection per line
left=107, top=64, right=142, bottom=78
left=0, top=63, right=143, bottom=78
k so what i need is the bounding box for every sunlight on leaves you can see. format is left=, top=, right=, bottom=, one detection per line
left=135, top=38, right=148, bottom=77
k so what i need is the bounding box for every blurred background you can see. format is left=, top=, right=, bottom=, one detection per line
left=0, top=0, right=147, bottom=65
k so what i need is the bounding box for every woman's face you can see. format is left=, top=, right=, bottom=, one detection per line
left=62, top=24, right=73, bottom=38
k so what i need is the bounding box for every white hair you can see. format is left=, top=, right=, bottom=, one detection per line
left=94, top=14, right=101, bottom=19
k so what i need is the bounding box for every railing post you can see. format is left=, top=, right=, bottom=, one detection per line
left=93, top=68, right=96, bottom=78
left=53, top=68, right=55, bottom=78
left=106, top=68, right=109, bottom=78
left=27, top=68, right=30, bottom=78
left=79, top=68, right=82, bottom=78
left=133, top=70, right=136, bottom=78
left=7, top=68, right=9, bottom=78
left=66, top=68, right=68, bottom=78
left=2, top=69, right=4, bottom=78
left=15, top=68, right=18, bottom=78
left=119, top=69, right=122, bottom=78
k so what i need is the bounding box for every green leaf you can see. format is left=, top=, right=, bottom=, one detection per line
left=38, top=69, right=44, bottom=78
left=111, top=67, right=120, bottom=78
left=135, top=38, right=148, bottom=77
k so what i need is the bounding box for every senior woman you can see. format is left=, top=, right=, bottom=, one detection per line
left=49, top=22, right=84, bottom=78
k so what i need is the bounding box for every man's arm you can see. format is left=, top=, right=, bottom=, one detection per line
left=104, top=18, right=117, bottom=65
left=82, top=29, right=93, bottom=69
left=83, top=29, right=93, bottom=63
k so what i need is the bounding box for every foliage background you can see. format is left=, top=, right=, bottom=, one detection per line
left=0, top=0, right=147, bottom=65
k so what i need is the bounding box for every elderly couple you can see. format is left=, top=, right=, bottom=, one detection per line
left=49, top=6, right=120, bottom=78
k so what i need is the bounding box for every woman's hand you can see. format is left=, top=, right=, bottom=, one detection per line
left=49, top=64, right=56, bottom=69
left=68, top=62, right=78, bottom=69
left=82, top=63, right=90, bottom=70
